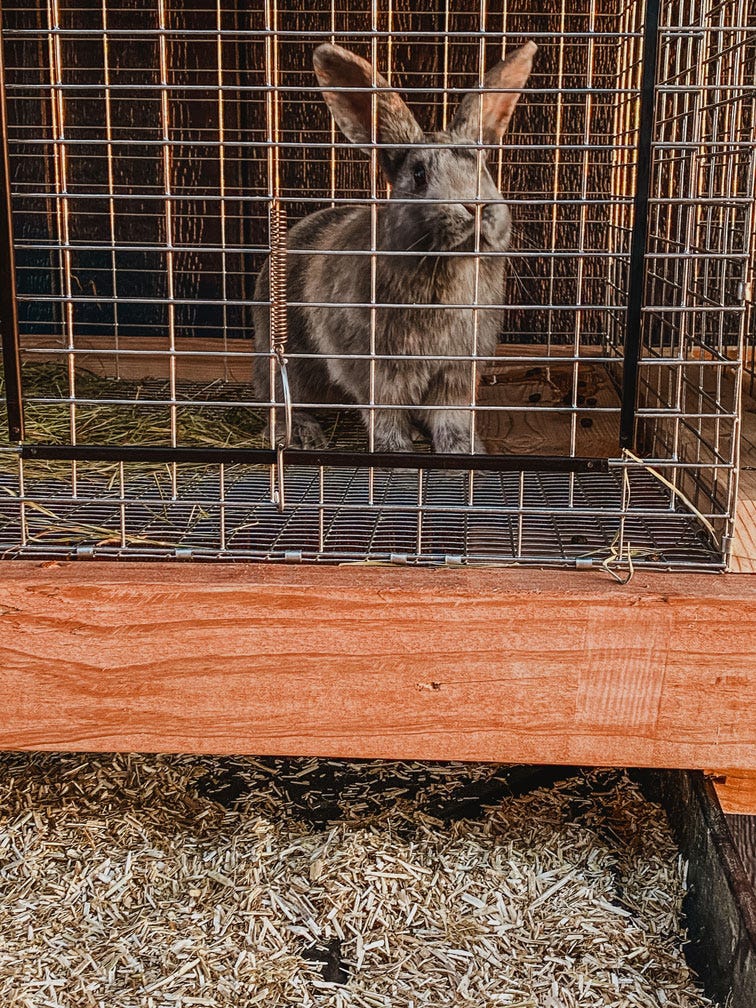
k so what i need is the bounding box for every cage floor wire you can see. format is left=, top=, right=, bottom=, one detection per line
left=0, top=460, right=720, bottom=569
left=0, top=0, right=752, bottom=572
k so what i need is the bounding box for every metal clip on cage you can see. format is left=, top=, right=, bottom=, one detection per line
left=265, top=0, right=291, bottom=513
left=269, top=200, right=292, bottom=512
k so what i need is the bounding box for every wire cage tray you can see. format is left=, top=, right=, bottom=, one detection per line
left=0, top=460, right=720, bottom=569
left=0, top=0, right=752, bottom=571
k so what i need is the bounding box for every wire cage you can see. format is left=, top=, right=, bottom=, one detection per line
left=0, top=0, right=753, bottom=569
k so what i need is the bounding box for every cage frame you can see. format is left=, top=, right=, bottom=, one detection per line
left=0, top=0, right=752, bottom=575
left=0, top=0, right=661, bottom=473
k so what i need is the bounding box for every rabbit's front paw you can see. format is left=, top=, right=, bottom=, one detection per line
left=290, top=411, right=329, bottom=450
left=367, top=409, right=415, bottom=454
left=374, top=431, right=415, bottom=454
left=433, top=426, right=486, bottom=455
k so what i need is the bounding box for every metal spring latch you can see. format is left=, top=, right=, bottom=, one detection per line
left=269, top=202, right=290, bottom=512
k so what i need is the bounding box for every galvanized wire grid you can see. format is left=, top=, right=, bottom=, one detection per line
left=737, top=14, right=756, bottom=398
left=638, top=0, right=755, bottom=548
left=0, top=461, right=719, bottom=566
left=0, top=0, right=753, bottom=568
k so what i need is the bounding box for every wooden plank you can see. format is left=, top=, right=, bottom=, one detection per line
left=20, top=335, right=607, bottom=389
left=726, top=814, right=756, bottom=891
left=0, top=561, right=754, bottom=764
left=20, top=334, right=255, bottom=384
left=711, top=770, right=756, bottom=816
left=653, top=771, right=756, bottom=1008
left=732, top=471, right=756, bottom=574
left=741, top=385, right=756, bottom=469
left=731, top=381, right=756, bottom=573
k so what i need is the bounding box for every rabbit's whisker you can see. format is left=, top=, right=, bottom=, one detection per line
left=507, top=263, right=532, bottom=301
left=430, top=252, right=443, bottom=293
left=507, top=246, right=541, bottom=298
left=513, top=252, right=543, bottom=289
left=506, top=231, right=543, bottom=302
left=403, top=229, right=433, bottom=253
left=510, top=226, right=541, bottom=252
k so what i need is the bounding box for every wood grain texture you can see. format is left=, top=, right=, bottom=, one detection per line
left=732, top=472, right=756, bottom=574
left=726, top=814, right=756, bottom=890
left=0, top=562, right=754, bottom=764
left=731, top=382, right=756, bottom=574
left=655, top=772, right=756, bottom=1008
left=712, top=771, right=756, bottom=816
left=21, top=334, right=255, bottom=384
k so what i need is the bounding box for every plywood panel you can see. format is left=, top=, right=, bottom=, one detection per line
left=732, top=384, right=756, bottom=574
left=478, top=354, right=619, bottom=457
left=20, top=334, right=255, bottom=384
left=732, top=493, right=756, bottom=574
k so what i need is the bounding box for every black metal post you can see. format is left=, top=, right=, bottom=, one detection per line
left=620, top=0, right=660, bottom=449
left=0, top=4, right=23, bottom=442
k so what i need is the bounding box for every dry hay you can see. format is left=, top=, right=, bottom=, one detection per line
left=0, top=756, right=717, bottom=1008
left=0, top=363, right=269, bottom=550
left=1, top=363, right=268, bottom=454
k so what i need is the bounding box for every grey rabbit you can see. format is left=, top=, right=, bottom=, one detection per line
left=253, top=40, right=537, bottom=454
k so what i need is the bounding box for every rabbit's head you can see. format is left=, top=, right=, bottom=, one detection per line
left=313, top=41, right=536, bottom=256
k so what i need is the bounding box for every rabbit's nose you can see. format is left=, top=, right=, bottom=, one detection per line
left=462, top=203, right=478, bottom=217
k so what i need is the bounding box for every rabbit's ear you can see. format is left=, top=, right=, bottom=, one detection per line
left=450, top=40, right=537, bottom=145
left=314, top=44, right=423, bottom=176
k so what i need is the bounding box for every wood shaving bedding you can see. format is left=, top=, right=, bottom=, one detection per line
left=0, top=756, right=716, bottom=1008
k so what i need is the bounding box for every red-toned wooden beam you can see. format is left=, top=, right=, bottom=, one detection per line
left=0, top=562, right=753, bottom=770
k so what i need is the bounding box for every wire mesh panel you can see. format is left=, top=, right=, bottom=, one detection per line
left=638, top=0, right=756, bottom=555
left=0, top=0, right=753, bottom=569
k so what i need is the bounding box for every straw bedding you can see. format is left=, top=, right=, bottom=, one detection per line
left=1, top=363, right=269, bottom=453
left=0, top=756, right=715, bottom=1008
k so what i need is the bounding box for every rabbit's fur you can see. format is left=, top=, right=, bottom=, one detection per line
left=253, top=41, right=537, bottom=453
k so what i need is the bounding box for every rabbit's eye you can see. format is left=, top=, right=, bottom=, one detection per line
left=412, top=163, right=427, bottom=191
